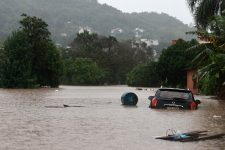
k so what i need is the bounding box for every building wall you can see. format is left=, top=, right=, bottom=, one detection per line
left=187, top=69, right=199, bottom=95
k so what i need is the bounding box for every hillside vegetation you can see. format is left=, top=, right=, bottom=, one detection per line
left=0, top=0, right=194, bottom=46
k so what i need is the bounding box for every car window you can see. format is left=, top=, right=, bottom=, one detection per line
left=159, top=91, right=191, bottom=100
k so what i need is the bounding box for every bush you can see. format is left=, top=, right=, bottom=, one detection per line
left=1, top=31, right=37, bottom=88
left=198, top=74, right=217, bottom=95
left=127, top=62, right=160, bottom=87
left=63, top=58, right=106, bottom=85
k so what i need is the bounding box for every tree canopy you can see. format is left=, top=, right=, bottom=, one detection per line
left=126, top=39, right=200, bottom=88
left=186, top=0, right=225, bottom=29
left=157, top=39, right=199, bottom=87
left=187, top=0, right=225, bottom=99
left=1, top=31, right=35, bottom=88
left=127, top=62, right=161, bottom=87
left=61, top=31, right=154, bottom=85
left=0, top=15, right=63, bottom=88
left=63, top=58, right=106, bottom=85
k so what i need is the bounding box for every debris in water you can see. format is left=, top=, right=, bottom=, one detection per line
left=45, top=104, right=85, bottom=108
left=155, top=129, right=225, bottom=142
left=213, top=115, right=222, bottom=118
left=121, top=92, right=138, bottom=105
left=63, top=104, right=85, bottom=108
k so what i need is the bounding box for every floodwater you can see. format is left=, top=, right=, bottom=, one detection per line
left=0, top=86, right=225, bottom=150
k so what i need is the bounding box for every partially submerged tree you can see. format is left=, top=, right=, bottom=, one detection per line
left=127, top=62, right=160, bottom=87
left=63, top=58, right=106, bottom=85
left=64, top=31, right=154, bottom=84
left=157, top=39, right=199, bottom=88
left=0, top=14, right=63, bottom=88
left=20, top=14, right=63, bottom=87
left=1, top=31, right=36, bottom=88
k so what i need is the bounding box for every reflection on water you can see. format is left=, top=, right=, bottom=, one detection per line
left=0, top=86, right=225, bottom=150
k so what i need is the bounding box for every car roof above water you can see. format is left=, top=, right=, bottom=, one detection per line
left=158, top=88, right=191, bottom=93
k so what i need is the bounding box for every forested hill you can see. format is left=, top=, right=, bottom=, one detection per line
left=0, top=0, right=194, bottom=46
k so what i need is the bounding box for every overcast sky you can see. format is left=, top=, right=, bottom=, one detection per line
left=98, top=0, right=194, bottom=25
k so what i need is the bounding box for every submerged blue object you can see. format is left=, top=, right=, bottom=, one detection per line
left=161, top=134, right=190, bottom=141
left=172, top=134, right=190, bottom=141
left=121, top=92, right=138, bottom=105
left=169, top=134, right=190, bottom=141
left=180, top=134, right=190, bottom=139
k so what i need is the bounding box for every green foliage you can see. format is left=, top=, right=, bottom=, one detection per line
left=186, top=15, right=225, bottom=99
left=198, top=74, right=217, bottom=95
left=126, top=38, right=203, bottom=89
left=64, top=31, right=154, bottom=85
left=20, top=14, right=63, bottom=87
left=63, top=58, right=106, bottom=85
left=186, top=0, right=225, bottom=29
left=0, top=0, right=194, bottom=46
left=45, top=42, right=63, bottom=87
left=0, top=15, right=63, bottom=88
left=1, top=31, right=36, bottom=88
left=157, top=39, right=199, bottom=88
left=0, top=43, right=3, bottom=87
left=127, top=62, right=160, bottom=87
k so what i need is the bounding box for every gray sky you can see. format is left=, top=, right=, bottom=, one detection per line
left=98, top=0, right=194, bottom=24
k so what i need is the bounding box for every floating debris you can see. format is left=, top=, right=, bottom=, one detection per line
left=63, top=104, right=85, bottom=108
left=155, top=129, right=225, bottom=142
left=45, top=104, right=85, bottom=108
left=213, top=115, right=222, bottom=118
left=121, top=92, right=138, bottom=105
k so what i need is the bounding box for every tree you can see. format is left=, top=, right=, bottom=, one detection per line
left=0, top=14, right=63, bottom=88
left=68, top=31, right=154, bottom=84
left=63, top=58, right=106, bottom=85
left=186, top=0, right=225, bottom=99
left=19, top=14, right=63, bottom=87
left=157, top=39, right=199, bottom=88
left=187, top=17, right=225, bottom=98
left=186, top=0, right=225, bottom=29
left=127, top=62, right=160, bottom=87
left=1, top=31, right=36, bottom=88
left=0, top=41, right=4, bottom=86
left=44, top=42, right=63, bottom=87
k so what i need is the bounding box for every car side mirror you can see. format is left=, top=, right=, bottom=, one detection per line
left=195, top=99, right=201, bottom=104
left=148, top=96, right=154, bottom=100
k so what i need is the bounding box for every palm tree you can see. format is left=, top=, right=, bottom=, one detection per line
left=186, top=0, right=225, bottom=29
left=187, top=16, right=225, bottom=99
left=186, top=0, right=225, bottom=99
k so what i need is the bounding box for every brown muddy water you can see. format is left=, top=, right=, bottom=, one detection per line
left=0, top=86, right=225, bottom=150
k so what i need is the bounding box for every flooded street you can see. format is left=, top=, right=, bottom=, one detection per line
left=0, top=86, right=225, bottom=150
